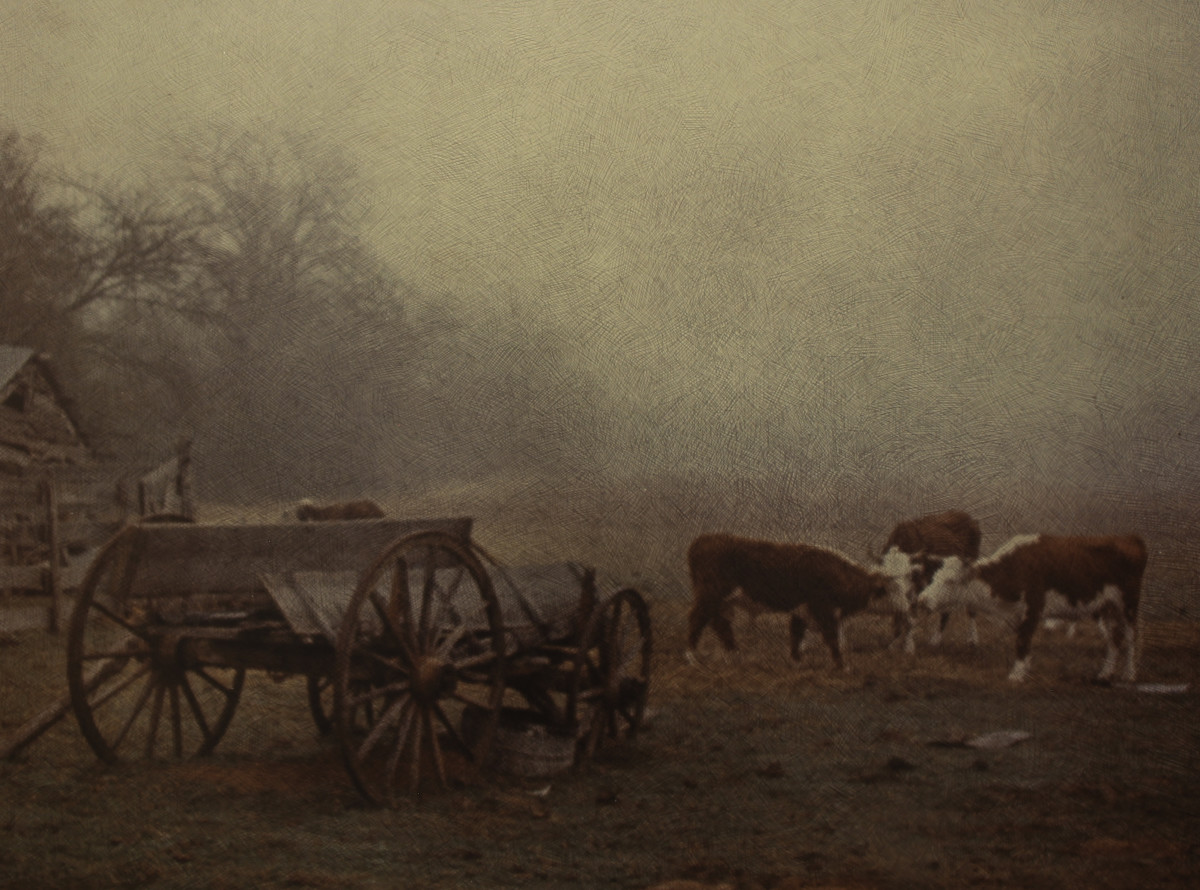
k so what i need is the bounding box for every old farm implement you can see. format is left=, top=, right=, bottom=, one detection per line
left=64, top=517, right=652, bottom=804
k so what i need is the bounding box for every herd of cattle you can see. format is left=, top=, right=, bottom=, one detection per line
left=293, top=500, right=1148, bottom=686
left=685, top=510, right=1148, bottom=684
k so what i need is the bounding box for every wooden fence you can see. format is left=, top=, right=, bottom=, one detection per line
left=0, top=443, right=193, bottom=634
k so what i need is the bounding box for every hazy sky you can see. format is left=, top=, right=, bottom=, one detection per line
left=4, top=0, right=1199, bottom=511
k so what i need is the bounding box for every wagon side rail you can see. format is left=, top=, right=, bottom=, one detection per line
left=97, top=516, right=473, bottom=621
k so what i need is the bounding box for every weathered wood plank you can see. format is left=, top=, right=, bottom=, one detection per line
left=0, top=601, right=57, bottom=632
left=489, top=563, right=591, bottom=649
left=260, top=571, right=358, bottom=641
left=43, top=478, right=63, bottom=632
left=0, top=566, right=46, bottom=588
left=120, top=517, right=472, bottom=600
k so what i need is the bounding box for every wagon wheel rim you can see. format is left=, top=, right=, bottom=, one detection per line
left=67, top=527, right=244, bottom=763
left=571, top=588, right=652, bottom=763
left=335, top=530, right=506, bottom=805
left=308, top=674, right=377, bottom=737
left=306, top=674, right=334, bottom=736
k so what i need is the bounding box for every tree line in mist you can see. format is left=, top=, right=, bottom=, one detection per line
left=1, top=126, right=603, bottom=503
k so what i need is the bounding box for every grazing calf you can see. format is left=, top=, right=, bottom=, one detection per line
left=917, top=534, right=1147, bottom=683
left=721, top=589, right=770, bottom=628
left=686, top=533, right=911, bottom=670
left=295, top=499, right=386, bottom=521
left=883, top=509, right=982, bottom=651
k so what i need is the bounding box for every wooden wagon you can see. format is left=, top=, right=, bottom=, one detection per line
left=66, top=516, right=652, bottom=805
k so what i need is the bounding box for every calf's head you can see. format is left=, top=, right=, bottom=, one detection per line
left=916, top=555, right=975, bottom=612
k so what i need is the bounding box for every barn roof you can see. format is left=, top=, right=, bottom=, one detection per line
left=0, top=345, right=92, bottom=460
left=0, top=345, right=36, bottom=389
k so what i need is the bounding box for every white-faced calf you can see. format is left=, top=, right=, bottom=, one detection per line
left=686, top=533, right=911, bottom=670
left=917, top=534, right=1147, bottom=683
left=882, top=509, right=982, bottom=652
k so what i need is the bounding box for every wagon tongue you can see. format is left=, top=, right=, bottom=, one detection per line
left=413, top=656, right=457, bottom=702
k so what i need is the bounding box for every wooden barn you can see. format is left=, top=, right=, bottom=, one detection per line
left=0, top=346, right=91, bottom=475
left=0, top=346, right=192, bottom=633
left=0, top=346, right=101, bottom=631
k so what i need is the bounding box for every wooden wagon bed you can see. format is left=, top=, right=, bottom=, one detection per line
left=59, top=516, right=652, bottom=805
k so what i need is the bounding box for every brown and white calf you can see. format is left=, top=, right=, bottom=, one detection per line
left=917, top=534, right=1147, bottom=683
left=883, top=509, right=983, bottom=651
left=686, top=533, right=912, bottom=670
left=295, top=499, right=386, bottom=521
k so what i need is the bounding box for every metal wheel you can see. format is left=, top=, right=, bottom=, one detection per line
left=570, top=588, right=652, bottom=763
left=67, top=528, right=244, bottom=763
left=334, top=530, right=506, bottom=805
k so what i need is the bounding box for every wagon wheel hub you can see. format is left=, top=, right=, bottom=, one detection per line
left=412, top=656, right=457, bottom=703
left=149, top=633, right=185, bottom=673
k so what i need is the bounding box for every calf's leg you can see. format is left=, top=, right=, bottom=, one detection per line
left=686, top=595, right=738, bottom=656
left=789, top=615, right=808, bottom=661
left=1008, top=603, right=1042, bottom=682
left=809, top=605, right=845, bottom=671
left=1096, top=599, right=1135, bottom=683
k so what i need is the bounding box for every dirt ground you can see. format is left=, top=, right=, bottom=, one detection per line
left=2, top=599, right=1198, bottom=889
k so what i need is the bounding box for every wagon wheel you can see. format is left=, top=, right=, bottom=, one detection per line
left=335, top=530, right=506, bottom=805
left=570, top=588, right=652, bottom=763
left=67, top=527, right=245, bottom=763
left=307, top=674, right=377, bottom=737
left=306, top=675, right=335, bottom=736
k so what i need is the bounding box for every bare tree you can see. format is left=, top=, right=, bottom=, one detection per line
left=0, top=131, right=82, bottom=349
left=0, top=129, right=215, bottom=462
left=170, top=128, right=412, bottom=499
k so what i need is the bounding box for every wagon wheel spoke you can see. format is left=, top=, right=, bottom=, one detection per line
left=110, top=673, right=158, bottom=752
left=442, top=566, right=466, bottom=603
left=169, top=683, right=184, bottom=758
left=358, top=695, right=411, bottom=762
left=179, top=673, right=212, bottom=740
left=144, top=682, right=166, bottom=759
left=357, top=648, right=407, bottom=674
left=191, top=666, right=237, bottom=697
left=187, top=665, right=243, bottom=756
left=408, top=705, right=425, bottom=791
left=417, top=546, right=437, bottom=649
left=383, top=699, right=419, bottom=807
left=389, top=556, right=424, bottom=657
left=80, top=646, right=145, bottom=662
left=431, top=701, right=471, bottom=756
left=89, top=598, right=150, bottom=639
left=337, top=530, right=506, bottom=804
left=426, top=710, right=447, bottom=787
left=370, top=589, right=417, bottom=669
left=451, top=649, right=501, bottom=672
left=87, top=663, right=152, bottom=713
left=433, top=623, right=469, bottom=658
left=347, top=680, right=411, bottom=709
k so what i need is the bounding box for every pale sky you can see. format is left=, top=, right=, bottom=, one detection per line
left=4, top=0, right=1199, bottom=514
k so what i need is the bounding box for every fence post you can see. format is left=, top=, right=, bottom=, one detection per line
left=176, top=437, right=194, bottom=521
left=41, top=475, right=63, bottom=633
